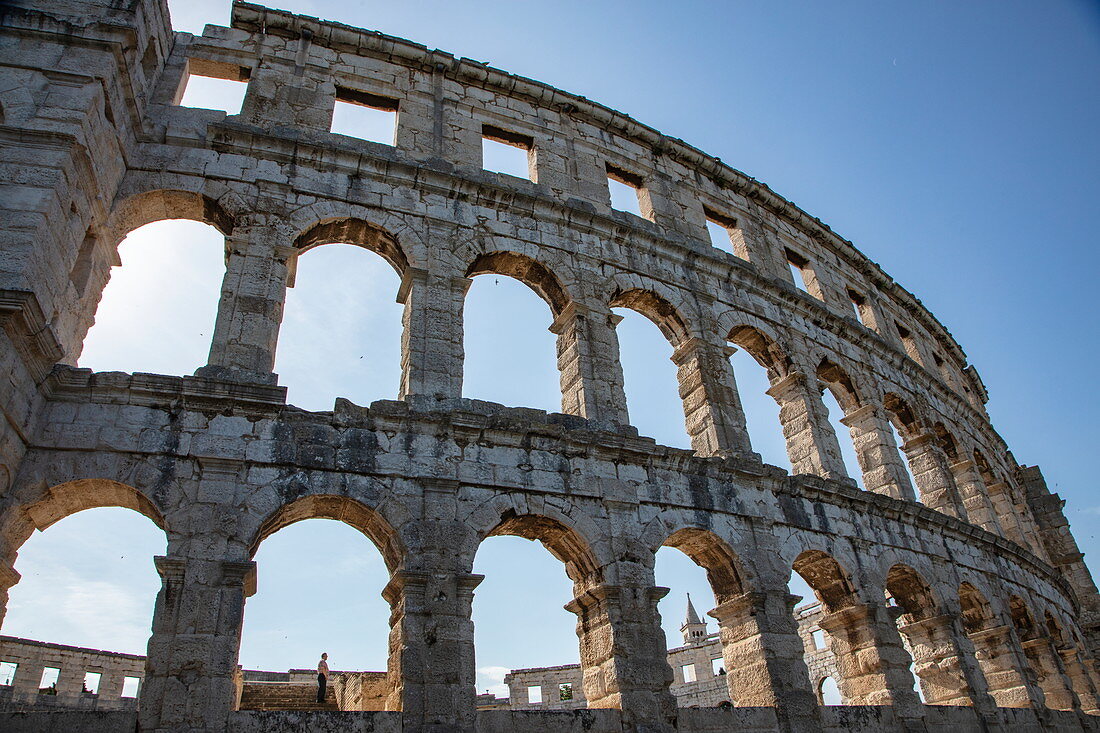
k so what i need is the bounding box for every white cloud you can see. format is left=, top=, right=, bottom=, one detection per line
left=476, top=666, right=511, bottom=699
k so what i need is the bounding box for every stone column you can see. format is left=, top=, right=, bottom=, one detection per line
left=709, top=590, right=820, bottom=730
left=839, top=404, right=917, bottom=501
left=565, top=583, right=676, bottom=731
left=898, top=432, right=965, bottom=518
left=1020, top=637, right=1080, bottom=712
left=817, top=601, right=923, bottom=718
left=949, top=459, right=1004, bottom=534
left=398, top=268, right=471, bottom=406
left=200, top=223, right=294, bottom=384
left=0, top=562, right=20, bottom=629
left=382, top=569, right=483, bottom=730
left=964, top=623, right=1045, bottom=708
left=1056, top=645, right=1100, bottom=714
left=670, top=339, right=755, bottom=458
left=139, top=556, right=255, bottom=733
left=550, top=302, right=629, bottom=425
left=895, top=612, right=997, bottom=713
left=766, top=371, right=848, bottom=480
left=986, top=482, right=1028, bottom=547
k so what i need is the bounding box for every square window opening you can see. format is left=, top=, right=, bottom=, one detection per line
left=558, top=682, right=573, bottom=701
left=681, top=663, right=697, bottom=683
left=39, top=666, right=59, bottom=693
left=332, top=88, right=399, bottom=146
left=703, top=206, right=749, bottom=260
left=83, top=671, right=102, bottom=695
left=482, top=124, right=535, bottom=181
left=177, top=59, right=250, bottom=114
left=121, top=676, right=141, bottom=698
left=0, top=661, right=16, bottom=686
left=527, top=685, right=542, bottom=704
left=606, top=164, right=646, bottom=218
left=811, top=628, right=827, bottom=650
left=711, top=658, right=725, bottom=676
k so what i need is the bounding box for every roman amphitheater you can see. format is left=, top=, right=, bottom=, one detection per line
left=1, top=0, right=1097, bottom=730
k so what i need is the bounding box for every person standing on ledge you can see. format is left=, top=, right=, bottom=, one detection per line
left=317, top=652, right=329, bottom=703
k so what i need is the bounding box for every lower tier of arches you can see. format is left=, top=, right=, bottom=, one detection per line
left=0, top=368, right=1096, bottom=731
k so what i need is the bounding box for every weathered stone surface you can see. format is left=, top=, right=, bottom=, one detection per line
left=1, top=0, right=1099, bottom=731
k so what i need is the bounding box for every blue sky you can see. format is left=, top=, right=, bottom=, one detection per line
left=4, top=0, right=1098, bottom=703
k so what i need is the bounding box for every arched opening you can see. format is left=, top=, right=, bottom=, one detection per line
left=819, top=676, right=841, bottom=705
left=883, top=393, right=923, bottom=504
left=472, top=513, right=601, bottom=710
left=463, top=253, right=563, bottom=413
left=815, top=361, right=864, bottom=489
left=727, top=326, right=791, bottom=470
left=1008, top=595, right=1076, bottom=711
left=884, top=564, right=978, bottom=705
left=656, top=529, right=743, bottom=707
left=957, top=583, right=1030, bottom=709
left=790, top=550, right=921, bottom=707
left=78, top=218, right=225, bottom=376
left=274, top=241, right=403, bottom=410
left=241, top=496, right=400, bottom=712
left=787, top=552, right=851, bottom=705
left=610, top=288, right=693, bottom=450
left=1, top=489, right=165, bottom=706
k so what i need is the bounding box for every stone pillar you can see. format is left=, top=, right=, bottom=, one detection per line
left=987, top=482, right=1028, bottom=547
left=200, top=223, right=294, bottom=384
left=766, top=371, right=848, bottom=480
left=839, top=404, right=917, bottom=501
left=139, top=556, right=255, bottom=733
left=1020, top=637, right=1080, bottom=712
left=0, top=562, right=20, bottom=629
left=382, top=569, right=482, bottom=730
left=949, top=459, right=1004, bottom=535
left=964, top=623, right=1045, bottom=708
left=398, top=268, right=471, bottom=405
left=670, top=339, right=755, bottom=458
left=709, top=590, right=820, bottom=730
left=1056, top=645, right=1100, bottom=714
left=817, top=601, right=923, bottom=717
left=565, top=583, right=676, bottom=731
left=899, top=432, right=965, bottom=517
left=895, top=612, right=997, bottom=713
left=550, top=302, right=629, bottom=425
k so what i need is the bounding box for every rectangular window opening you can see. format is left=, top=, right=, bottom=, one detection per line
left=606, top=163, right=646, bottom=218
left=527, top=685, right=542, bottom=704
left=785, top=248, right=813, bottom=294
left=847, top=288, right=872, bottom=328
left=711, top=658, right=724, bottom=676
left=331, top=87, right=399, bottom=146
left=810, top=628, right=827, bottom=650
left=177, top=58, right=250, bottom=114
left=703, top=206, right=749, bottom=260
left=681, top=663, right=697, bottom=683
left=482, top=124, right=534, bottom=181
left=121, top=676, right=141, bottom=698
left=0, top=661, right=16, bottom=686
left=558, top=682, right=573, bottom=701
left=39, top=666, right=59, bottom=693
left=83, top=671, right=102, bottom=695
left=895, top=322, right=923, bottom=364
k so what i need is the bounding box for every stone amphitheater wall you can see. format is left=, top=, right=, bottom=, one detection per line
left=2, top=1, right=1100, bottom=731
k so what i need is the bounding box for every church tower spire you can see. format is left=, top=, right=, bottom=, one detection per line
left=680, top=593, right=707, bottom=644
